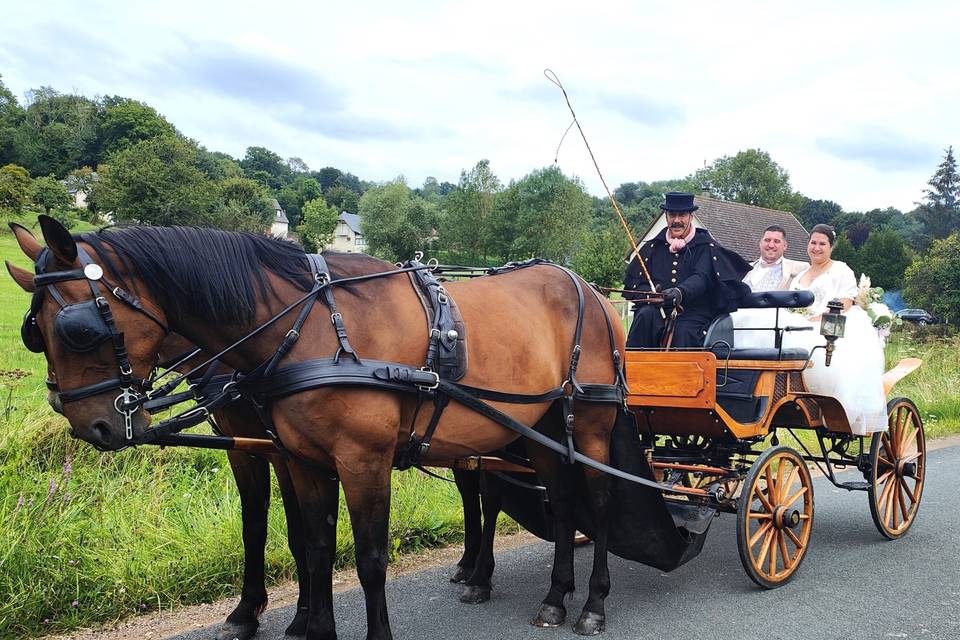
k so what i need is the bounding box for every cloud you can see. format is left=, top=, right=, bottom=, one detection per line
left=161, top=42, right=345, bottom=112
left=271, top=106, right=428, bottom=141
left=816, top=126, right=936, bottom=171
left=599, top=92, right=685, bottom=127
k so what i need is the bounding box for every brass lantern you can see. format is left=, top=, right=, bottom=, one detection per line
left=820, top=298, right=846, bottom=366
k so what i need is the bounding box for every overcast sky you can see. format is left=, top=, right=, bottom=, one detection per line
left=3, top=0, right=957, bottom=213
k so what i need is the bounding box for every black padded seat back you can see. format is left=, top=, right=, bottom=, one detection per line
left=704, top=314, right=734, bottom=350
left=738, top=289, right=814, bottom=309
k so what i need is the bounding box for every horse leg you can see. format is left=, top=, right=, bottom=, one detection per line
left=460, top=471, right=503, bottom=604
left=215, top=451, right=271, bottom=640
left=285, top=460, right=340, bottom=640
left=571, top=405, right=616, bottom=636
left=572, top=465, right=611, bottom=635
left=451, top=468, right=481, bottom=584
left=528, top=445, right=578, bottom=628
left=272, top=458, right=311, bottom=638
left=339, top=458, right=394, bottom=640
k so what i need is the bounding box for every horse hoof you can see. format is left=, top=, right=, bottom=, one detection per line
left=574, top=611, right=606, bottom=636
left=215, top=620, right=259, bottom=640
left=459, top=585, right=491, bottom=604
left=450, top=566, right=471, bottom=583
left=531, top=603, right=566, bottom=627
left=284, top=606, right=309, bottom=637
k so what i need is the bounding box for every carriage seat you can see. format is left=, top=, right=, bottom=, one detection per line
left=703, top=290, right=815, bottom=362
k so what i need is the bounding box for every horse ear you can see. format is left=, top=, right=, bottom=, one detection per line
left=38, top=214, right=77, bottom=265
left=8, top=222, right=43, bottom=261
left=5, top=260, right=35, bottom=293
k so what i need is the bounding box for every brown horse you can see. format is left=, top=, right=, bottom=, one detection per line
left=8, top=216, right=625, bottom=639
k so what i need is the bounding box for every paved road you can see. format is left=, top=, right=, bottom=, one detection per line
left=175, top=444, right=960, bottom=640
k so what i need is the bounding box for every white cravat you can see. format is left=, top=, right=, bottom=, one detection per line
left=748, top=258, right=784, bottom=291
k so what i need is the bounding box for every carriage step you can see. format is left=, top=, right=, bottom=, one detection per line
left=836, top=480, right=870, bottom=491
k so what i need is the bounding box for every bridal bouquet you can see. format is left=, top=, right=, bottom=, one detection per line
left=855, top=274, right=899, bottom=329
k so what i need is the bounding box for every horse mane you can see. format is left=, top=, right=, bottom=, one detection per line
left=80, top=226, right=314, bottom=326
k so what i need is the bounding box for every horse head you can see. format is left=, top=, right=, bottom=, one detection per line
left=6, top=216, right=169, bottom=450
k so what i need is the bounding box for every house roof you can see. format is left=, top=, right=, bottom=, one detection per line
left=339, top=212, right=362, bottom=234
left=641, top=195, right=809, bottom=263
left=269, top=198, right=289, bottom=224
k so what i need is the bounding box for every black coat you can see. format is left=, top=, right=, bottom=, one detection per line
left=625, top=228, right=751, bottom=348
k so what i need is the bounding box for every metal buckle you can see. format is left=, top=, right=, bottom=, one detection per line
left=119, top=363, right=133, bottom=376
left=286, top=329, right=300, bottom=339
left=417, top=367, right=440, bottom=391
left=114, top=387, right=140, bottom=440
left=95, top=296, right=109, bottom=309
left=430, top=328, right=441, bottom=340
left=330, top=312, right=342, bottom=325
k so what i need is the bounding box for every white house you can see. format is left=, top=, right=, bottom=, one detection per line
left=327, top=212, right=366, bottom=253
left=269, top=199, right=289, bottom=238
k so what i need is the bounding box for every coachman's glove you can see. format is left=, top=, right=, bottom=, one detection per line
left=661, top=287, right=683, bottom=308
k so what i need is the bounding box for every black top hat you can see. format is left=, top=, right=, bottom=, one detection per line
left=660, top=191, right=698, bottom=213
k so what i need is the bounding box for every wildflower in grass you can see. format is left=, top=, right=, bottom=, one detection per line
left=68, top=559, right=76, bottom=565
left=72, top=599, right=78, bottom=607
left=47, top=477, right=57, bottom=499
left=139, top=602, right=147, bottom=610
left=43, top=618, right=49, bottom=625
left=14, top=494, right=24, bottom=515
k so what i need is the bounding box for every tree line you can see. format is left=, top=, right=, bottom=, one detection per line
left=1, top=77, right=958, bottom=318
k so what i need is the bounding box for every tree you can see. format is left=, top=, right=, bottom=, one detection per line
left=209, top=176, right=274, bottom=232
left=489, top=166, right=592, bottom=262
left=829, top=233, right=857, bottom=267
left=0, top=75, right=24, bottom=166
left=856, top=229, right=913, bottom=289
left=240, top=146, right=290, bottom=190
left=695, top=149, right=803, bottom=211
left=0, top=163, right=32, bottom=212
left=358, top=181, right=437, bottom=261
left=317, top=167, right=343, bottom=193
left=13, top=87, right=100, bottom=177
left=296, top=197, right=340, bottom=253
left=440, top=160, right=501, bottom=262
left=916, top=146, right=960, bottom=239
left=796, top=198, right=841, bottom=229
left=95, top=135, right=217, bottom=225
left=323, top=184, right=359, bottom=214
left=571, top=222, right=630, bottom=288
left=31, top=175, right=71, bottom=213
left=98, top=98, right=177, bottom=157
left=903, top=233, right=960, bottom=323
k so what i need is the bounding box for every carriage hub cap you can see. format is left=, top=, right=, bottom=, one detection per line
left=774, top=506, right=801, bottom=529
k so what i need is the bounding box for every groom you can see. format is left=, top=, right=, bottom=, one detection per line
left=742, top=225, right=807, bottom=292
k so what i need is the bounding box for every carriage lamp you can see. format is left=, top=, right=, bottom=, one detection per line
left=820, top=298, right=846, bottom=367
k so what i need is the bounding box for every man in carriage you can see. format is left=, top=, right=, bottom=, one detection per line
left=624, top=191, right=752, bottom=348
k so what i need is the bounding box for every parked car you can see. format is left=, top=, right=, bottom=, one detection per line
left=896, top=309, right=937, bottom=326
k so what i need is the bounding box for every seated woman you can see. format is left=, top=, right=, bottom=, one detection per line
left=731, top=224, right=888, bottom=435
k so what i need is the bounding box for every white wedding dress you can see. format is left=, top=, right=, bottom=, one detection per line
left=730, top=261, right=888, bottom=435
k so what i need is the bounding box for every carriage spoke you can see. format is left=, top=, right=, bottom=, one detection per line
left=753, top=484, right=774, bottom=513
left=902, top=479, right=920, bottom=505
left=778, top=531, right=792, bottom=569
left=785, top=527, right=803, bottom=548
left=769, top=532, right=778, bottom=576
left=749, top=520, right=773, bottom=547
left=749, top=512, right=773, bottom=519
left=774, top=462, right=786, bottom=503
left=877, top=454, right=894, bottom=469
left=782, top=485, right=808, bottom=510
left=756, top=528, right=774, bottom=568
left=884, top=477, right=897, bottom=528
left=896, top=480, right=910, bottom=524
left=899, top=424, right=917, bottom=454
left=781, top=466, right=800, bottom=502
left=876, top=469, right=895, bottom=486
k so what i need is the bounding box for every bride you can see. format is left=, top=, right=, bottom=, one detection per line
left=732, top=224, right=888, bottom=435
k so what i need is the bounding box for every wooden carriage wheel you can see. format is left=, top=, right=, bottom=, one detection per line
left=736, top=446, right=814, bottom=589
left=868, top=398, right=926, bottom=540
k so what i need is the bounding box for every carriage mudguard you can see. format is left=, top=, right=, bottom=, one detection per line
left=499, top=410, right=713, bottom=571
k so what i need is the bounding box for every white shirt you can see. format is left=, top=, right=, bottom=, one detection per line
left=744, top=257, right=784, bottom=292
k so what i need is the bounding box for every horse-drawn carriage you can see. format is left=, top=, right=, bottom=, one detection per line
left=455, top=288, right=926, bottom=589
left=8, top=217, right=927, bottom=638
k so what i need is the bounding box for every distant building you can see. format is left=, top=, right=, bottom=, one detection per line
left=640, top=195, right=809, bottom=263
left=327, top=212, right=366, bottom=253
left=269, top=199, right=289, bottom=238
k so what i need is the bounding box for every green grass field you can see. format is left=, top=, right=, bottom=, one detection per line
left=0, top=217, right=957, bottom=637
